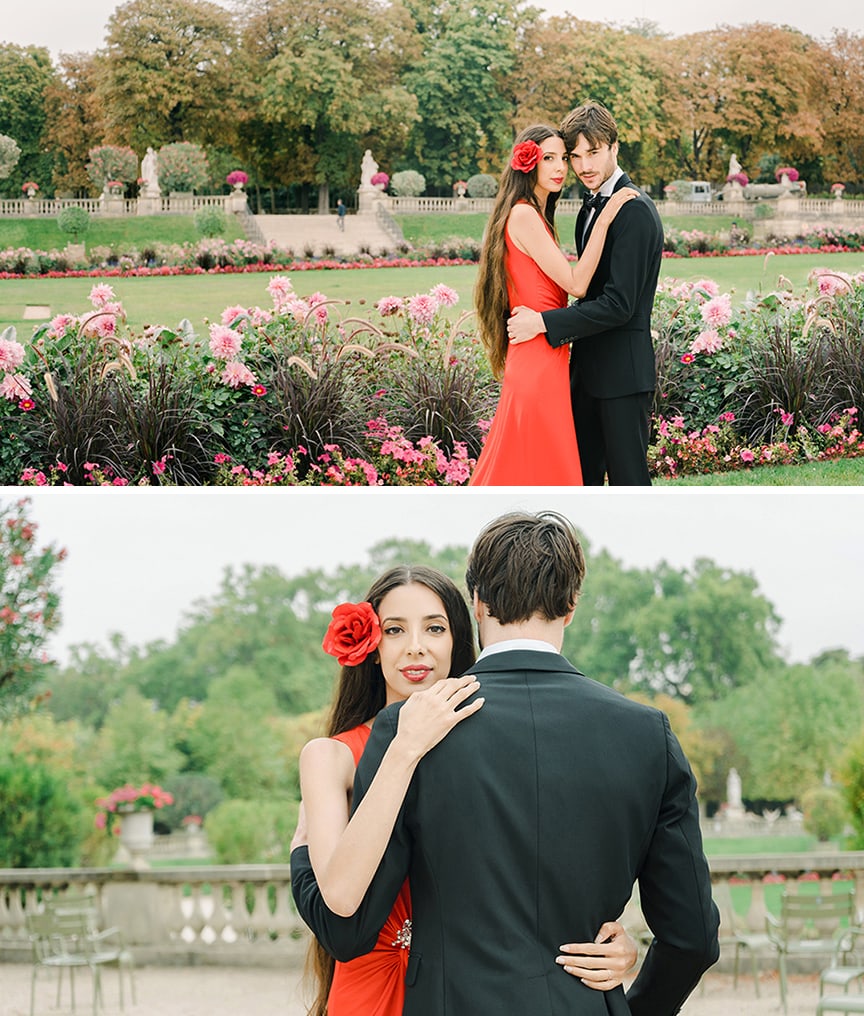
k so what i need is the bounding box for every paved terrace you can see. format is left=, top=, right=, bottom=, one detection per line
left=0, top=962, right=829, bottom=1016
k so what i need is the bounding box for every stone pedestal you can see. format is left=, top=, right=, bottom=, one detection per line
left=357, top=186, right=381, bottom=214
left=227, top=190, right=247, bottom=213
left=137, top=195, right=161, bottom=215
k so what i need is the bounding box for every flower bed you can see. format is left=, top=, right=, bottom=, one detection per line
left=3, top=270, right=864, bottom=485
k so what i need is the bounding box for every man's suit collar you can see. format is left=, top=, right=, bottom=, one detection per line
left=468, top=648, right=584, bottom=678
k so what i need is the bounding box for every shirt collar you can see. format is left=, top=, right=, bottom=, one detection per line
left=477, top=639, right=559, bottom=661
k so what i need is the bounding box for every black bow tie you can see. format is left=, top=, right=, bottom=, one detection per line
left=583, top=192, right=608, bottom=212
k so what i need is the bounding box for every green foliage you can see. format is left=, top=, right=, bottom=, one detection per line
left=466, top=174, right=497, bottom=198
left=391, top=170, right=426, bottom=197
left=0, top=44, right=55, bottom=191
left=841, top=729, right=864, bottom=849
left=85, top=144, right=138, bottom=190
left=157, top=142, right=209, bottom=193
left=0, top=498, right=65, bottom=720
left=0, top=754, right=85, bottom=866
left=156, top=772, right=223, bottom=831
left=56, top=206, right=91, bottom=242
left=194, top=206, right=227, bottom=238
left=205, top=798, right=299, bottom=864
left=93, top=688, right=185, bottom=790
left=800, top=784, right=847, bottom=842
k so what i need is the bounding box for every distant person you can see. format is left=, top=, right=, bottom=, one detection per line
left=508, top=102, right=665, bottom=486
left=293, top=511, right=719, bottom=1015
left=336, top=199, right=346, bottom=231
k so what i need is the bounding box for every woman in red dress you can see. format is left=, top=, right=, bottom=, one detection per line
left=471, top=125, right=636, bottom=485
left=294, top=566, right=638, bottom=1015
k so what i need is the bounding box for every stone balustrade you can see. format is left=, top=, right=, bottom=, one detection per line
left=0, top=192, right=248, bottom=218
left=2, top=853, right=863, bottom=969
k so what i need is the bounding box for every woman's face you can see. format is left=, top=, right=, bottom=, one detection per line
left=534, top=135, right=568, bottom=197
left=376, top=582, right=454, bottom=705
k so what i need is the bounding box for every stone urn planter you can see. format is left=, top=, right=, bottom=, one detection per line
left=117, top=808, right=155, bottom=869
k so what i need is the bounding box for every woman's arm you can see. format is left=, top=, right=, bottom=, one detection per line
left=297, top=674, right=483, bottom=917
left=556, top=920, right=639, bottom=990
left=507, top=190, right=638, bottom=300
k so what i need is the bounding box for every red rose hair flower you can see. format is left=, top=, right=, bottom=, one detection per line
left=510, top=140, right=543, bottom=173
left=322, top=601, right=382, bottom=667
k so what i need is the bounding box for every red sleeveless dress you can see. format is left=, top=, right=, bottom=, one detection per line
left=327, top=724, right=412, bottom=1016
left=469, top=211, right=583, bottom=485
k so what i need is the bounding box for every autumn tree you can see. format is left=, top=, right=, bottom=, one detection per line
left=510, top=18, right=669, bottom=185
left=42, top=52, right=108, bottom=195
left=0, top=498, right=66, bottom=721
left=98, top=0, right=247, bottom=151
left=0, top=44, right=57, bottom=191
left=820, top=30, right=864, bottom=187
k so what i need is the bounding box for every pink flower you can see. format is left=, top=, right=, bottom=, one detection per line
left=780, top=411, right=794, bottom=427
left=0, top=372, right=31, bottom=400
left=251, top=384, right=267, bottom=397
left=152, top=459, right=167, bottom=475
left=719, top=412, right=736, bottom=423
left=18, top=397, right=35, bottom=411
left=700, top=294, right=732, bottom=328
left=308, top=292, right=329, bottom=324
left=89, top=283, right=116, bottom=307
left=0, top=338, right=26, bottom=371
left=693, top=279, right=720, bottom=297
left=377, top=296, right=403, bottom=316
left=680, top=353, right=695, bottom=364
left=213, top=453, right=232, bottom=465
left=267, top=275, right=295, bottom=309
left=220, top=304, right=249, bottom=327
left=221, top=360, right=256, bottom=388
left=209, top=324, right=243, bottom=360
left=740, top=448, right=755, bottom=462
left=47, top=313, right=78, bottom=338
left=690, top=329, right=723, bottom=355
left=430, top=284, right=459, bottom=307
left=407, top=293, right=439, bottom=324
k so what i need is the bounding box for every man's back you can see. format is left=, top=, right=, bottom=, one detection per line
left=355, top=649, right=719, bottom=1015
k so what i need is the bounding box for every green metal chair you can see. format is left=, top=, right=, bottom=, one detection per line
left=766, top=889, right=857, bottom=1013
left=26, top=904, right=136, bottom=1015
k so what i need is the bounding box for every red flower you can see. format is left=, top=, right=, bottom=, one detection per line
left=510, top=140, right=543, bottom=173
left=18, top=398, right=35, bottom=411
left=251, top=384, right=267, bottom=397
left=680, top=353, right=695, bottom=364
left=322, top=601, right=382, bottom=666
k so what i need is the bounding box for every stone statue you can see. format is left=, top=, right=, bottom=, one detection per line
left=141, top=147, right=160, bottom=197
left=360, top=149, right=378, bottom=189
left=726, top=768, right=744, bottom=817
left=728, top=154, right=742, bottom=178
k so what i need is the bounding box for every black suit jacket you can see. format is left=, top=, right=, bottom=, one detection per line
left=541, top=174, right=664, bottom=400
left=292, top=649, right=719, bottom=1016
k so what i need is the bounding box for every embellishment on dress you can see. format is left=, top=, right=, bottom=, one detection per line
left=391, top=918, right=412, bottom=949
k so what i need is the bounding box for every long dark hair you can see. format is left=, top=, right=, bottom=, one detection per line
left=304, top=565, right=476, bottom=1016
left=475, top=124, right=563, bottom=379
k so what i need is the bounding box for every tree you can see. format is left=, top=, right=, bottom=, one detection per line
left=820, top=30, right=864, bottom=185
left=0, top=44, right=57, bottom=191
left=98, top=0, right=246, bottom=150
left=247, top=0, right=419, bottom=209
left=93, top=688, right=184, bottom=790
left=85, top=144, right=139, bottom=190
left=700, top=656, right=863, bottom=801
left=0, top=755, right=85, bottom=866
left=403, top=0, right=519, bottom=187
left=42, top=52, right=107, bottom=195
left=1, top=498, right=66, bottom=721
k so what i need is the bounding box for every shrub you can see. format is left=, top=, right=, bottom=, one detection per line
left=205, top=798, right=299, bottom=863
left=467, top=174, right=497, bottom=197
left=0, top=133, right=21, bottom=180
left=801, top=785, right=846, bottom=842
left=157, top=142, right=209, bottom=193
left=85, top=145, right=138, bottom=191
left=391, top=170, right=426, bottom=197
left=0, top=757, right=85, bottom=867
left=194, top=206, right=227, bottom=238
left=156, top=773, right=223, bottom=832
left=57, top=206, right=90, bottom=243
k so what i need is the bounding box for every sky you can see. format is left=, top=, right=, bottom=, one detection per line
left=8, top=486, right=864, bottom=669
left=1, top=0, right=861, bottom=58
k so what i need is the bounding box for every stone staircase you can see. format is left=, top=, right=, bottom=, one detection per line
left=253, top=211, right=402, bottom=258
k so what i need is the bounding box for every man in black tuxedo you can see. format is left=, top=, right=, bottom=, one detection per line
left=292, top=511, right=719, bottom=1016
left=508, top=102, right=664, bottom=485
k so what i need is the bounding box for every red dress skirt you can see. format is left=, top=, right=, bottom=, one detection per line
left=470, top=213, right=583, bottom=485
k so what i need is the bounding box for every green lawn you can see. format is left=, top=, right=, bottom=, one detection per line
left=0, top=214, right=245, bottom=252
left=655, top=457, right=864, bottom=486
